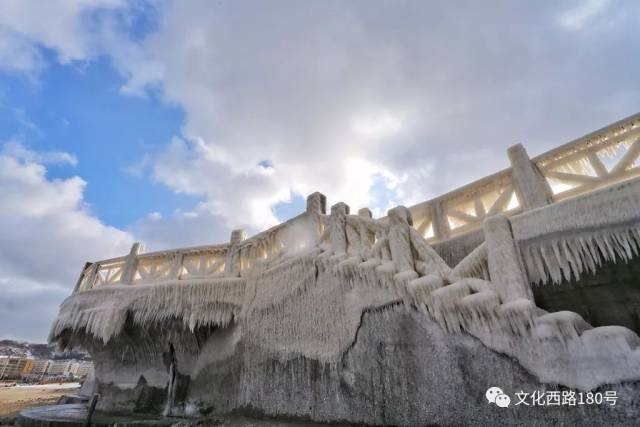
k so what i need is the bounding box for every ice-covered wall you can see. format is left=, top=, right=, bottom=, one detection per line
left=50, top=185, right=640, bottom=424
left=48, top=115, right=640, bottom=424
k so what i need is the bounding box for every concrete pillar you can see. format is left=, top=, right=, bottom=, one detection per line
left=330, top=202, right=349, bottom=255
left=306, top=192, right=327, bottom=214
left=387, top=206, right=415, bottom=273
left=306, top=192, right=327, bottom=242
left=508, top=143, right=553, bottom=211
left=431, top=201, right=450, bottom=241
left=72, top=262, right=93, bottom=293
left=85, top=263, right=99, bottom=290
left=225, top=229, right=246, bottom=276
left=483, top=214, right=533, bottom=302
left=357, top=208, right=374, bottom=252
left=169, top=252, right=183, bottom=280
left=357, top=207, right=372, bottom=218
left=121, top=242, right=143, bottom=284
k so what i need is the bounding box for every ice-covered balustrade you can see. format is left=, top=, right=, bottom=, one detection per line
left=534, top=113, right=640, bottom=202
left=73, top=193, right=328, bottom=292
left=404, top=112, right=640, bottom=242
left=72, top=113, right=640, bottom=293
left=74, top=242, right=231, bottom=292
left=50, top=114, right=640, bottom=424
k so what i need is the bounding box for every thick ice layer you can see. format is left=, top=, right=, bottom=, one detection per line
left=53, top=246, right=640, bottom=393
left=51, top=277, right=245, bottom=344
left=520, top=225, right=640, bottom=284
left=512, top=178, right=640, bottom=284
left=449, top=242, right=489, bottom=281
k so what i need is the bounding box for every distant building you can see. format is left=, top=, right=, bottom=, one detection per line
left=29, top=359, right=52, bottom=377
left=0, top=356, right=30, bottom=380
left=21, top=358, right=35, bottom=375
left=69, top=361, right=93, bottom=378
left=46, top=360, right=74, bottom=377
left=1, top=355, right=93, bottom=381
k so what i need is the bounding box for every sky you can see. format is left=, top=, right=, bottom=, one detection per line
left=0, top=0, right=639, bottom=342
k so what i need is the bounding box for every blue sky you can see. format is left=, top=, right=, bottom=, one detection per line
left=0, top=55, right=194, bottom=228
left=1, top=0, right=639, bottom=341
left=0, top=48, right=307, bottom=230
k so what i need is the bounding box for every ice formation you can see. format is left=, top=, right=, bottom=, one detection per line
left=513, top=178, right=640, bottom=284
left=51, top=182, right=640, bottom=393
left=47, top=115, right=640, bottom=423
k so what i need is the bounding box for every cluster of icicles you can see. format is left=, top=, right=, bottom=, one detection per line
left=50, top=219, right=640, bottom=391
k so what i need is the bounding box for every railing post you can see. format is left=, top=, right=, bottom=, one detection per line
left=306, top=192, right=327, bottom=242
left=357, top=207, right=372, bottom=218
left=169, top=252, right=183, bottom=280
left=431, top=201, right=450, bottom=241
left=508, top=143, right=553, bottom=210
left=121, top=242, right=143, bottom=284
left=72, top=262, right=92, bottom=293
left=85, top=263, right=99, bottom=290
left=226, top=229, right=246, bottom=276
left=483, top=214, right=533, bottom=302
left=306, top=192, right=326, bottom=215
left=330, top=202, right=350, bottom=255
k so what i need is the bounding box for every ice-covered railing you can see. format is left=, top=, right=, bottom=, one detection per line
left=234, top=201, right=324, bottom=272
left=73, top=193, right=328, bottom=292
left=74, top=242, right=231, bottom=292
left=533, top=113, right=640, bottom=202
left=73, top=114, right=640, bottom=291
left=406, top=168, right=521, bottom=242
left=402, top=113, right=640, bottom=242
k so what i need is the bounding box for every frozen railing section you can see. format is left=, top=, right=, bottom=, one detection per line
left=406, top=168, right=521, bottom=242
left=73, top=193, right=328, bottom=292
left=73, top=114, right=640, bottom=291
left=401, top=112, right=640, bottom=242
left=230, top=192, right=326, bottom=273
left=74, top=242, right=231, bottom=292
left=533, top=113, right=640, bottom=202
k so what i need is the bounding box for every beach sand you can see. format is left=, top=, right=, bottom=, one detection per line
left=0, top=384, right=80, bottom=416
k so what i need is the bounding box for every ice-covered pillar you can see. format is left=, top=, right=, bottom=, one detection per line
left=121, top=242, right=143, bottom=284
left=358, top=207, right=372, bottom=218
left=388, top=206, right=415, bottom=273
left=306, top=192, right=326, bottom=215
left=431, top=201, right=450, bottom=241
left=508, top=143, right=553, bottom=211
left=483, top=214, right=533, bottom=302
left=329, top=202, right=350, bottom=255
left=225, top=229, right=246, bottom=276
left=357, top=208, right=375, bottom=256
left=306, top=192, right=326, bottom=242
left=72, top=262, right=93, bottom=293
left=168, top=252, right=183, bottom=280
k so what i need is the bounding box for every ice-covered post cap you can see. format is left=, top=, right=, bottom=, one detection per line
left=331, top=202, right=350, bottom=215
left=121, top=242, right=144, bottom=285
left=388, top=206, right=413, bottom=226
left=129, top=242, right=144, bottom=255
left=358, top=208, right=372, bottom=218
left=229, top=229, right=246, bottom=245
left=507, top=143, right=553, bottom=211
left=306, top=192, right=326, bottom=214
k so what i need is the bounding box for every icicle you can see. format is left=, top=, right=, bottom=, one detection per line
left=520, top=223, right=640, bottom=285
left=449, top=242, right=489, bottom=281
left=534, top=311, right=592, bottom=344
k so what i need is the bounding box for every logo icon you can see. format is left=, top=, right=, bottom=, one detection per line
left=486, top=386, right=510, bottom=408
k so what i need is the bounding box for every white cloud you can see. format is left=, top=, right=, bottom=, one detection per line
left=130, top=205, right=231, bottom=251
left=0, top=143, right=134, bottom=341
left=559, top=0, right=609, bottom=30
left=113, top=0, right=640, bottom=235
left=0, top=0, right=129, bottom=73
left=2, top=139, right=78, bottom=166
